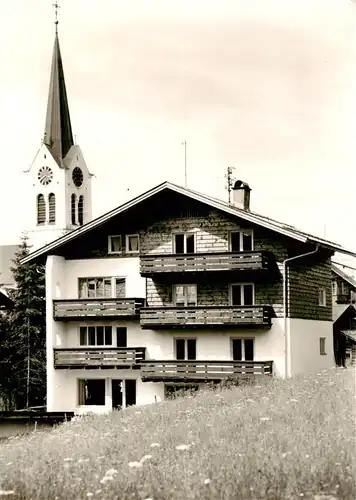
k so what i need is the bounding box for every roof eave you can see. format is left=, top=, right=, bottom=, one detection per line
left=20, top=181, right=356, bottom=264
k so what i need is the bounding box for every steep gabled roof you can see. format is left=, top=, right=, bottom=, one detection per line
left=43, top=33, right=74, bottom=166
left=20, top=181, right=356, bottom=264
left=331, top=264, right=356, bottom=290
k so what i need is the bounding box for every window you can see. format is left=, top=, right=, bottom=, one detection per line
left=332, top=282, right=337, bottom=296
left=78, top=195, right=84, bottom=226
left=173, top=233, right=195, bottom=254
left=108, top=235, right=140, bottom=254
left=232, top=338, right=254, bottom=361
left=175, top=338, right=196, bottom=360
left=80, top=326, right=112, bottom=346
left=78, top=379, right=105, bottom=405
left=71, top=194, right=76, bottom=225
left=320, top=337, right=326, bottom=355
left=229, top=230, right=253, bottom=252
left=341, top=282, right=349, bottom=295
left=78, top=277, right=126, bottom=299
left=230, top=284, right=254, bottom=306
left=37, top=194, right=46, bottom=225
left=165, top=384, right=199, bottom=399
left=173, top=284, right=197, bottom=306
left=109, top=235, right=123, bottom=254
left=318, top=288, right=327, bottom=307
left=126, top=234, right=139, bottom=253
left=116, top=327, right=127, bottom=348
left=48, top=193, right=56, bottom=224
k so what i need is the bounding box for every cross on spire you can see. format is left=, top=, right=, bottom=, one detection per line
left=53, top=2, right=60, bottom=34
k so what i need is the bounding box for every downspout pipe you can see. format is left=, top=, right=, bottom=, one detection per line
left=283, top=245, right=320, bottom=378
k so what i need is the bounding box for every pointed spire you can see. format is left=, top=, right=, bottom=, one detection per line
left=43, top=27, right=74, bottom=165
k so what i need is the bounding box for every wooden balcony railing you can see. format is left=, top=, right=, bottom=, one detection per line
left=141, top=360, right=273, bottom=382
left=140, top=305, right=271, bottom=329
left=140, top=251, right=272, bottom=276
left=54, top=347, right=146, bottom=369
left=53, top=298, right=145, bottom=320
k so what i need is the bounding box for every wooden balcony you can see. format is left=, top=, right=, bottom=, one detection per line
left=140, top=251, right=272, bottom=277
left=140, top=305, right=271, bottom=329
left=141, top=360, right=273, bottom=382
left=54, top=347, right=146, bottom=369
left=53, top=298, right=145, bottom=320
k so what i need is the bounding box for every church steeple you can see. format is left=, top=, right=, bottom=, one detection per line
left=43, top=27, right=74, bottom=166
left=25, top=3, right=92, bottom=251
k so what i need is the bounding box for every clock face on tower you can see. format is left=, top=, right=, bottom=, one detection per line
left=72, top=167, right=84, bottom=187
left=38, top=166, right=53, bottom=185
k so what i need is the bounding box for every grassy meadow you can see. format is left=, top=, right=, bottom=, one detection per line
left=0, top=367, right=355, bottom=500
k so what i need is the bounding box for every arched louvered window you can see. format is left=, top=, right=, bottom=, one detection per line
left=71, top=194, right=76, bottom=225
left=37, top=194, right=46, bottom=225
left=78, top=195, right=84, bottom=226
left=48, top=193, right=56, bottom=224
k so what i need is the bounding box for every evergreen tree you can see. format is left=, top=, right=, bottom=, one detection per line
left=2, top=236, right=46, bottom=409
left=0, top=311, right=13, bottom=409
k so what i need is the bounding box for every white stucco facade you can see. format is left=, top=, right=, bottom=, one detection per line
left=42, top=221, right=337, bottom=413
left=289, top=318, right=334, bottom=375
left=45, top=254, right=293, bottom=413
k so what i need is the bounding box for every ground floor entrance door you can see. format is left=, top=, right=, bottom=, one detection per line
left=112, top=380, right=123, bottom=409
left=111, top=379, right=137, bottom=409
left=125, top=380, right=137, bottom=407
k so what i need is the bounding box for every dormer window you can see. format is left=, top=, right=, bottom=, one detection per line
left=229, top=230, right=253, bottom=252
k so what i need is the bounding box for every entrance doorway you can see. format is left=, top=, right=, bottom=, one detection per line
left=112, top=380, right=123, bottom=409
left=111, top=379, right=137, bottom=409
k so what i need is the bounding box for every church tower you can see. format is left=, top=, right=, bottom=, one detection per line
left=25, top=14, right=92, bottom=251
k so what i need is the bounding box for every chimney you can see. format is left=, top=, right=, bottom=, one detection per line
left=232, top=180, right=251, bottom=210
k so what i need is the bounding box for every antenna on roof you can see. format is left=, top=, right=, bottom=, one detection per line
left=182, top=140, right=187, bottom=188
left=225, top=166, right=235, bottom=204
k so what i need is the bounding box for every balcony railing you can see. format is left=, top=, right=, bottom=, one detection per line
left=141, top=360, right=273, bottom=382
left=140, top=305, right=271, bottom=328
left=140, top=251, right=272, bottom=276
left=53, top=298, right=145, bottom=320
left=54, top=347, right=146, bottom=369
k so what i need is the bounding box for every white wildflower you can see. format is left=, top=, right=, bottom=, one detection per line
left=0, top=491, right=15, bottom=497
left=140, top=454, right=152, bottom=464
left=128, top=461, right=142, bottom=468
left=204, top=479, right=211, bottom=485
left=176, top=444, right=191, bottom=451
left=260, top=417, right=270, bottom=421
left=63, top=457, right=73, bottom=462
left=100, top=476, right=114, bottom=484
left=105, top=468, right=118, bottom=476
left=150, top=442, right=160, bottom=448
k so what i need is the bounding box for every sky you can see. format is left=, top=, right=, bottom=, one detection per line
left=1, top=0, right=356, bottom=267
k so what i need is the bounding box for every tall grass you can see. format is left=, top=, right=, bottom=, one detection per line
left=0, top=367, right=355, bottom=500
